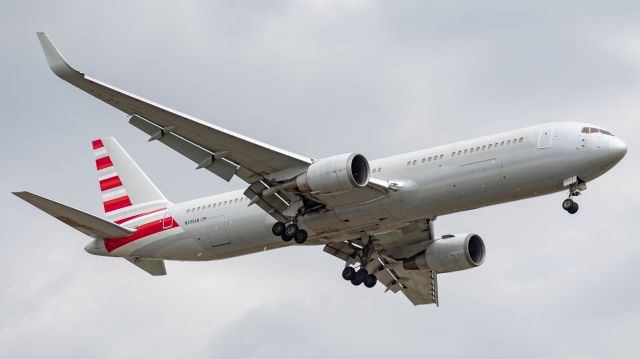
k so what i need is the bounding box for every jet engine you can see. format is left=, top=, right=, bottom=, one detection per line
left=402, top=233, right=486, bottom=273
left=292, top=153, right=370, bottom=194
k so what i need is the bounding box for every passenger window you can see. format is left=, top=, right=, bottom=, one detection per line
left=372, top=168, right=376, bottom=173
left=519, top=137, right=524, bottom=142
left=378, top=167, right=382, bottom=172
left=421, top=158, right=426, bottom=163
left=475, top=147, right=480, bottom=151
left=428, top=157, right=432, bottom=161
left=440, top=154, right=444, bottom=159
left=406, top=161, right=411, bottom=167
left=457, top=150, right=462, bottom=155
left=495, top=142, right=499, bottom=147
left=464, top=149, right=468, bottom=154
left=186, top=209, right=190, bottom=213
left=412, top=160, right=417, bottom=165
left=500, top=141, right=505, bottom=146
left=488, top=144, right=493, bottom=149
left=470, top=148, right=474, bottom=153
left=481, top=145, right=486, bottom=150
left=507, top=140, right=511, bottom=145
left=451, top=152, right=456, bottom=157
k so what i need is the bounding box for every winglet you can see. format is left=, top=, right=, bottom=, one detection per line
left=36, top=32, right=84, bottom=80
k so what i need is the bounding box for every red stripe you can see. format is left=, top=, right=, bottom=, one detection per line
left=104, top=216, right=178, bottom=252
left=99, top=176, right=123, bottom=191
left=103, top=195, right=132, bottom=212
left=92, top=139, right=104, bottom=150
left=114, top=208, right=167, bottom=224
left=95, top=156, right=113, bottom=170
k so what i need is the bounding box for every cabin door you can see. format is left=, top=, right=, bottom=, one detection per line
left=538, top=128, right=554, bottom=149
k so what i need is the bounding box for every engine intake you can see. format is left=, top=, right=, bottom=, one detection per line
left=294, top=153, right=370, bottom=194
left=403, top=233, right=486, bottom=273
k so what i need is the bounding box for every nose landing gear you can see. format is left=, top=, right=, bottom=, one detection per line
left=562, top=180, right=586, bottom=214
left=271, top=221, right=308, bottom=244
left=562, top=198, right=579, bottom=214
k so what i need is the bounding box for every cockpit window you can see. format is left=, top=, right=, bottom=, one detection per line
left=581, top=127, right=614, bottom=136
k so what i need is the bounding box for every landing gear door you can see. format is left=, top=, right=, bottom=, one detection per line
left=538, top=128, right=554, bottom=149
left=162, top=210, right=173, bottom=229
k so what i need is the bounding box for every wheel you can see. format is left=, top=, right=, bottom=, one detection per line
left=351, top=269, right=368, bottom=286
left=294, top=229, right=308, bottom=244
left=562, top=198, right=574, bottom=211
left=271, top=222, right=285, bottom=236
left=342, top=267, right=356, bottom=281
left=285, top=223, right=299, bottom=237
left=364, top=274, right=377, bottom=288
left=281, top=232, right=293, bottom=242
left=567, top=202, right=579, bottom=214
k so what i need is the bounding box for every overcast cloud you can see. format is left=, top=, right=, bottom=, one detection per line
left=1, top=1, right=639, bottom=358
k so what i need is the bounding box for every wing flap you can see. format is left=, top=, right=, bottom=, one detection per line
left=13, top=191, right=135, bottom=238
left=243, top=182, right=289, bottom=222
left=129, top=114, right=238, bottom=181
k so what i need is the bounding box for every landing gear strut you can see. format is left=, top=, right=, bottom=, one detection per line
left=272, top=221, right=308, bottom=244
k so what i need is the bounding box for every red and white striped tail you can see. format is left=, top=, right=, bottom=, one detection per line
left=92, top=137, right=172, bottom=223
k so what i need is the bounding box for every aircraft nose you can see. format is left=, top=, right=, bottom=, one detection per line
left=608, top=137, right=627, bottom=163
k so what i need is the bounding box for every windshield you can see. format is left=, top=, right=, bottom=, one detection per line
left=581, top=127, right=614, bottom=136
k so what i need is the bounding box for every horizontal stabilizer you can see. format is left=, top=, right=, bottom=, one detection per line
left=13, top=191, right=135, bottom=238
left=126, top=258, right=166, bottom=276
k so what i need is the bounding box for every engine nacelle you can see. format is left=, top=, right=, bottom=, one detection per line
left=402, top=233, right=486, bottom=273
left=295, top=153, right=370, bottom=194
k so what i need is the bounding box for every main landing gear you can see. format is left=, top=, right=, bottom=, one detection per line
left=340, top=238, right=378, bottom=289
left=271, top=221, right=308, bottom=244
left=562, top=181, right=585, bottom=214
left=342, top=266, right=378, bottom=288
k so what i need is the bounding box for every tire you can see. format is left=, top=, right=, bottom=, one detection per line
left=568, top=202, right=579, bottom=214
left=272, top=222, right=285, bottom=236
left=285, top=223, right=299, bottom=237
left=281, top=232, right=293, bottom=242
left=294, top=229, right=308, bottom=244
left=351, top=269, right=368, bottom=286
left=364, top=274, right=377, bottom=288
left=562, top=199, right=574, bottom=211
left=342, top=267, right=356, bottom=281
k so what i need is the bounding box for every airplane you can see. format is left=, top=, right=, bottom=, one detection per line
left=14, top=33, right=627, bottom=306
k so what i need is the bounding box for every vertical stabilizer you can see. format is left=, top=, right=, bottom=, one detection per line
left=92, top=137, right=171, bottom=223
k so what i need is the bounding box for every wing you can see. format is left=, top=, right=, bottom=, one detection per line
left=36, top=33, right=389, bottom=220
left=324, top=218, right=439, bottom=306
left=37, top=32, right=312, bottom=186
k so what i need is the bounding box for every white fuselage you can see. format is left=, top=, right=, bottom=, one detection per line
left=84, top=122, right=627, bottom=261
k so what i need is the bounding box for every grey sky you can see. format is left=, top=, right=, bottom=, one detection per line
left=1, top=1, right=639, bottom=358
